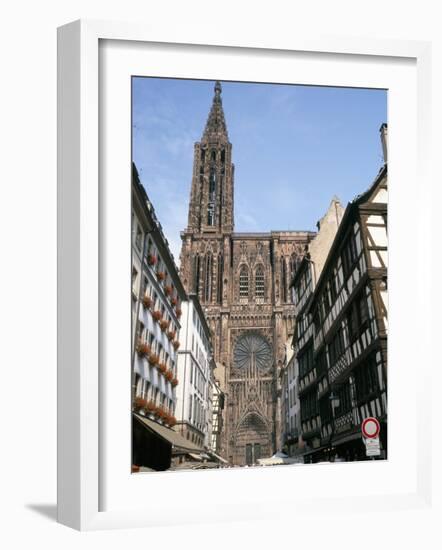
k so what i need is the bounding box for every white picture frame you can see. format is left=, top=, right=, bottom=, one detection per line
left=57, top=19, right=434, bottom=531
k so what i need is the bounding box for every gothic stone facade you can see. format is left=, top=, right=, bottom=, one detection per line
left=180, top=82, right=315, bottom=465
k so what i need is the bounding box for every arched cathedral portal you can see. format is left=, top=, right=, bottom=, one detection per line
left=230, top=332, right=273, bottom=465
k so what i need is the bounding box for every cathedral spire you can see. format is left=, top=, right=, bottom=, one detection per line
left=202, top=80, right=228, bottom=141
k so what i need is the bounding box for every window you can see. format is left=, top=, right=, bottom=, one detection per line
left=204, top=253, right=213, bottom=302
left=328, top=327, right=345, bottom=365
left=281, top=257, right=287, bottom=302
left=217, top=253, right=223, bottom=304
left=135, top=224, right=142, bottom=251
left=341, top=229, right=358, bottom=277
left=354, top=354, right=380, bottom=402
left=347, top=289, right=370, bottom=342
left=300, top=390, right=318, bottom=422
left=335, top=382, right=352, bottom=416
left=298, top=343, right=314, bottom=377
left=255, top=266, right=265, bottom=298
left=239, top=266, right=249, bottom=299
left=132, top=267, right=138, bottom=287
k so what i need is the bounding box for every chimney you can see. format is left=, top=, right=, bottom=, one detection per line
left=380, top=123, right=388, bottom=163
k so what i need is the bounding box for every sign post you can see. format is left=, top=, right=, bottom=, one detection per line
left=361, top=417, right=381, bottom=458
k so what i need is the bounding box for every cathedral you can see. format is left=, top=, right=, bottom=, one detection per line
left=179, top=81, right=316, bottom=465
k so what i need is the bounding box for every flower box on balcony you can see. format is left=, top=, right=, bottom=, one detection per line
left=147, top=254, right=157, bottom=266
left=170, top=297, right=177, bottom=306
left=152, top=310, right=161, bottom=322
left=165, top=369, right=174, bottom=382
left=171, top=377, right=179, bottom=387
left=167, top=330, right=176, bottom=341
left=146, top=400, right=156, bottom=413
left=167, top=416, right=177, bottom=427
left=164, top=285, right=172, bottom=296
left=158, top=362, right=167, bottom=374
left=155, top=407, right=168, bottom=421
left=172, top=340, right=180, bottom=351
left=147, top=353, right=159, bottom=366
left=136, top=341, right=151, bottom=357
left=134, top=397, right=147, bottom=411
left=156, top=271, right=165, bottom=281
left=142, top=295, right=153, bottom=309
left=175, top=307, right=182, bottom=318
left=159, top=319, right=169, bottom=332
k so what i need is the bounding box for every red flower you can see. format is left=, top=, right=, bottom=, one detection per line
left=156, top=271, right=165, bottom=281
left=147, top=254, right=157, bottom=266
left=148, top=353, right=159, bottom=366
left=152, top=310, right=161, bottom=322
left=172, top=340, right=180, bottom=351
left=164, top=285, right=172, bottom=296
left=134, top=397, right=147, bottom=410
left=142, top=295, right=153, bottom=309
left=158, top=362, right=167, bottom=374
left=136, top=341, right=151, bottom=356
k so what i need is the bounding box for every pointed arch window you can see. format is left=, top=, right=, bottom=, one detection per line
left=204, top=253, right=213, bottom=302
left=193, top=255, right=200, bottom=295
left=255, top=266, right=265, bottom=299
left=281, top=257, right=287, bottom=303
left=217, top=253, right=223, bottom=304
left=289, top=253, right=300, bottom=277
left=239, top=266, right=249, bottom=299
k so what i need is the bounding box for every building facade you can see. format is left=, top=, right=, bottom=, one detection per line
left=174, top=294, right=216, bottom=450
left=131, top=164, right=196, bottom=470
left=290, top=197, right=345, bottom=457
left=292, top=126, right=388, bottom=462
left=280, top=340, right=301, bottom=457
left=179, top=82, right=316, bottom=465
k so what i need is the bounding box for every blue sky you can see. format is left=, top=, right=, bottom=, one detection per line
left=132, top=78, right=387, bottom=262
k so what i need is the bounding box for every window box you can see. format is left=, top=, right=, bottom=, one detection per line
left=158, top=362, right=167, bottom=374
left=159, top=319, right=170, bottom=332
left=136, top=341, right=151, bottom=357
left=167, top=330, right=176, bottom=341
left=171, top=377, right=179, bottom=387
left=175, top=307, right=182, bottom=318
left=164, top=285, right=173, bottom=296
left=170, top=297, right=177, bottom=306
left=147, top=353, right=159, bottom=366
left=142, top=295, right=153, bottom=309
left=147, top=254, right=157, bottom=266
left=152, top=310, right=161, bottom=322
left=156, top=271, right=165, bottom=281
left=172, top=340, right=180, bottom=351
left=165, top=369, right=174, bottom=382
left=134, top=396, right=147, bottom=411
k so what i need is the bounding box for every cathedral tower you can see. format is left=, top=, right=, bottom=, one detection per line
left=186, top=81, right=234, bottom=234
left=180, top=81, right=316, bottom=465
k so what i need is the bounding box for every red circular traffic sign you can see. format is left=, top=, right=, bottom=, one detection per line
left=361, top=417, right=380, bottom=439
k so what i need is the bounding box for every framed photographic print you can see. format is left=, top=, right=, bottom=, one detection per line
left=57, top=19, right=433, bottom=530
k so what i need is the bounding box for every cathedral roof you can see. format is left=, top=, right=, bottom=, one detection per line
left=202, top=81, right=228, bottom=141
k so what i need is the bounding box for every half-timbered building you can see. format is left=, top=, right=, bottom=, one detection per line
left=290, top=197, right=345, bottom=457
left=303, top=129, right=388, bottom=462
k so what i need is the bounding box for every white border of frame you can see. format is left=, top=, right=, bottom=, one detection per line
left=57, top=19, right=433, bottom=531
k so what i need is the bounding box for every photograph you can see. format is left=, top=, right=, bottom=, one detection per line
left=130, top=77, right=388, bottom=472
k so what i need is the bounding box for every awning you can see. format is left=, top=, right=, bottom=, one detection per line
left=206, top=450, right=229, bottom=464
left=133, top=413, right=203, bottom=453
left=332, top=431, right=363, bottom=447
